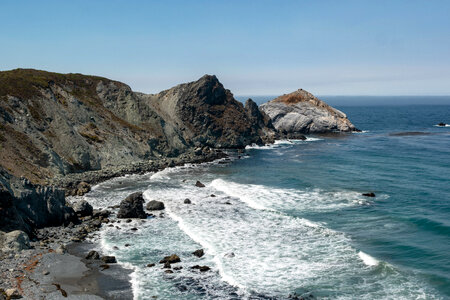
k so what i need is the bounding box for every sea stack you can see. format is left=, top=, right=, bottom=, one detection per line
left=260, top=89, right=359, bottom=134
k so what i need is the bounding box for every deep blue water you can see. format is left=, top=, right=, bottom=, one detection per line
left=86, top=105, right=450, bottom=299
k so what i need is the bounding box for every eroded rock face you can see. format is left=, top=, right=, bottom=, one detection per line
left=260, top=89, right=358, bottom=134
left=0, top=69, right=275, bottom=185
left=0, top=167, right=76, bottom=235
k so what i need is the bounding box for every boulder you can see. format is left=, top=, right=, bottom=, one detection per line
left=85, top=250, right=100, bottom=260
left=72, top=200, right=93, bottom=217
left=0, top=230, right=30, bottom=253
left=191, top=265, right=210, bottom=272
left=101, top=255, right=117, bottom=263
left=192, top=249, right=204, bottom=257
left=362, top=192, right=376, bottom=197
left=117, top=192, right=147, bottom=219
left=5, top=288, right=21, bottom=299
left=76, top=182, right=91, bottom=196
left=159, top=254, right=181, bottom=264
left=184, top=198, right=191, bottom=204
left=146, top=200, right=165, bottom=211
left=438, top=122, right=447, bottom=126
left=260, top=89, right=359, bottom=134
left=195, top=181, right=205, bottom=188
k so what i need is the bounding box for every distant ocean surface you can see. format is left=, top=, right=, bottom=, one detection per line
left=85, top=102, right=450, bottom=299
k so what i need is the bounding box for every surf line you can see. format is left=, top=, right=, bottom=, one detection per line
left=164, top=206, right=246, bottom=291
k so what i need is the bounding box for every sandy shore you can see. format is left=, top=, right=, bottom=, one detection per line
left=0, top=240, right=133, bottom=299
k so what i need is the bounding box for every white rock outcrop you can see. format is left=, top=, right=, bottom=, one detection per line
left=260, top=89, right=358, bottom=134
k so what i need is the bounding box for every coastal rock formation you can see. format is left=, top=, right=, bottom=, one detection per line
left=0, top=69, right=274, bottom=185
left=117, top=192, right=147, bottom=219
left=260, top=89, right=358, bottom=134
left=0, top=167, right=76, bottom=235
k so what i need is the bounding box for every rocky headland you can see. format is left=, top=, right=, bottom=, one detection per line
left=0, top=69, right=357, bottom=299
left=260, top=88, right=359, bottom=135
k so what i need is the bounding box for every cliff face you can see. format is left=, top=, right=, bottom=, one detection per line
left=143, top=75, right=275, bottom=149
left=0, top=167, right=75, bottom=235
left=0, top=69, right=273, bottom=184
left=260, top=89, right=358, bottom=134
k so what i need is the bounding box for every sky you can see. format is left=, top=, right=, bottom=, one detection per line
left=1, top=0, right=450, bottom=97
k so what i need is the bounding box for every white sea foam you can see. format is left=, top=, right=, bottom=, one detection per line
left=434, top=124, right=450, bottom=127
left=210, top=178, right=368, bottom=212
left=358, top=251, right=380, bottom=266
left=86, top=158, right=440, bottom=299
left=245, top=137, right=322, bottom=150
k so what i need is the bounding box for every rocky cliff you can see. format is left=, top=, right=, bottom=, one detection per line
left=0, top=69, right=274, bottom=185
left=260, top=89, right=358, bottom=134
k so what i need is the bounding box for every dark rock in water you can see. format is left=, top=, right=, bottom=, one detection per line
left=165, top=270, right=174, bottom=274
left=146, top=263, right=155, bottom=267
left=126, top=219, right=132, bottom=223
left=160, top=254, right=181, bottom=264
left=130, top=227, right=138, bottom=231
left=163, top=262, right=171, bottom=269
left=85, top=250, right=100, bottom=260
left=225, top=201, right=232, bottom=205
left=92, top=209, right=111, bottom=219
left=390, top=131, right=431, bottom=136
left=117, top=192, right=147, bottom=219
left=173, top=266, right=183, bottom=270
left=195, top=181, right=205, bottom=188
left=113, top=246, right=119, bottom=250
left=101, top=256, right=117, bottom=263
left=100, top=264, right=110, bottom=271
left=438, top=122, right=446, bottom=126
left=72, top=200, right=93, bottom=217
left=191, top=265, right=210, bottom=272
left=184, top=198, right=191, bottom=204
left=146, top=200, right=165, bottom=211
left=192, top=249, right=204, bottom=258
left=362, top=192, right=376, bottom=197
left=210, top=194, right=216, bottom=197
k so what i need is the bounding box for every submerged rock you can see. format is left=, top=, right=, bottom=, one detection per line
left=117, top=192, right=147, bottom=219
left=192, top=249, right=204, bottom=258
left=362, top=192, right=376, bottom=197
left=160, top=254, right=181, bottom=264
left=195, top=181, right=205, bottom=188
left=191, top=265, right=210, bottom=272
left=260, top=89, right=358, bottom=134
left=146, top=200, right=165, bottom=211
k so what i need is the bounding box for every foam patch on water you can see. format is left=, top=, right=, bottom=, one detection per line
left=245, top=138, right=321, bottom=150
left=210, top=178, right=368, bottom=212
left=358, top=251, right=380, bottom=266
left=434, top=124, right=450, bottom=127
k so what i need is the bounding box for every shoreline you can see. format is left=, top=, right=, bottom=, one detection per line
left=1, top=149, right=231, bottom=299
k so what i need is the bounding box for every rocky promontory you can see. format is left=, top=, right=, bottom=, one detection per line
left=260, top=88, right=359, bottom=135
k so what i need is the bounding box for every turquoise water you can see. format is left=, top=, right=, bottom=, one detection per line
left=85, top=105, right=450, bottom=299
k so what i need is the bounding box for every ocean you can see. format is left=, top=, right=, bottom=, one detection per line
left=84, top=104, right=450, bottom=299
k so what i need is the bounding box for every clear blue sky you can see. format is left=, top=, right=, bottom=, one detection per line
left=1, top=0, right=449, bottom=96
